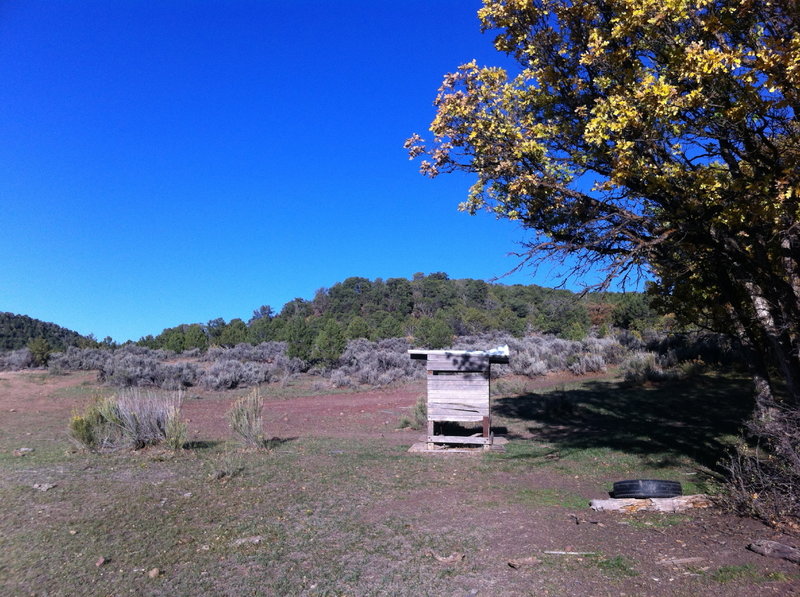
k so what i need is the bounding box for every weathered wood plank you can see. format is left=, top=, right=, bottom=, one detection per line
left=427, top=435, right=492, bottom=444
left=429, top=407, right=487, bottom=417
left=428, top=395, right=488, bottom=405
left=428, top=378, right=489, bottom=387
left=429, top=415, right=486, bottom=422
left=428, top=379, right=489, bottom=388
left=428, top=406, right=488, bottom=416
left=427, top=371, right=489, bottom=381
left=408, top=349, right=509, bottom=365
left=428, top=390, right=488, bottom=400
left=425, top=354, right=490, bottom=372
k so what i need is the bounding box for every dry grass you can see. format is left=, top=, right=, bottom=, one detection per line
left=1, top=371, right=798, bottom=596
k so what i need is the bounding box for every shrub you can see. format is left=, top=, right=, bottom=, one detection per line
left=331, top=338, right=424, bottom=387
left=26, top=337, right=52, bottom=367
left=724, top=407, right=800, bottom=529
left=227, top=388, right=265, bottom=447
left=69, top=398, right=114, bottom=449
left=201, top=360, right=273, bottom=390
left=620, top=351, right=664, bottom=384
left=568, top=354, right=606, bottom=376
left=69, top=390, right=185, bottom=451
left=48, top=347, right=112, bottom=372
left=398, top=394, right=427, bottom=430
left=98, top=353, right=198, bottom=389
left=0, top=348, right=33, bottom=371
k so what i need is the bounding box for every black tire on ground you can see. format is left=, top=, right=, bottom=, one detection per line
left=612, top=479, right=682, bottom=499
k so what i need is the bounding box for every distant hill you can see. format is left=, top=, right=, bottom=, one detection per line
left=0, top=312, right=85, bottom=351
left=138, top=273, right=661, bottom=353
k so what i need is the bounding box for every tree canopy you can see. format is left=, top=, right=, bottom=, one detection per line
left=408, top=0, right=800, bottom=407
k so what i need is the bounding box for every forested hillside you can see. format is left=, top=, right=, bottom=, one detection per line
left=137, top=273, right=661, bottom=355
left=0, top=312, right=85, bottom=351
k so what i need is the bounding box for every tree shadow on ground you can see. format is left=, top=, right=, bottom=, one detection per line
left=493, top=372, right=755, bottom=473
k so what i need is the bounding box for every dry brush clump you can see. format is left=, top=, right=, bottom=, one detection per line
left=725, top=406, right=800, bottom=532
left=0, top=348, right=33, bottom=371
left=98, top=351, right=198, bottom=390
left=69, top=389, right=186, bottom=451
left=227, top=387, right=266, bottom=447
left=201, top=360, right=273, bottom=390
left=646, top=331, right=743, bottom=369
left=199, top=342, right=304, bottom=390
left=47, top=345, right=197, bottom=390
left=398, top=393, right=428, bottom=430
left=330, top=338, right=425, bottom=388
left=454, top=333, right=625, bottom=378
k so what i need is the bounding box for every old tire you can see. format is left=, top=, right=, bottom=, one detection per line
left=612, top=479, right=682, bottom=499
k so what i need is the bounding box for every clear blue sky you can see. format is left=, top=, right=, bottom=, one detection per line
left=1, top=0, right=568, bottom=342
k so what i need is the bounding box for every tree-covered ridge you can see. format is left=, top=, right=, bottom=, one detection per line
left=138, top=273, right=660, bottom=355
left=0, top=312, right=86, bottom=351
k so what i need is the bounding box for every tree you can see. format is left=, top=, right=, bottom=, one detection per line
left=283, top=317, right=314, bottom=361
left=345, top=316, right=371, bottom=340
left=311, top=320, right=347, bottom=367
left=414, top=317, right=453, bottom=349
left=218, top=319, right=248, bottom=347
left=408, top=0, right=800, bottom=408
left=249, top=305, right=274, bottom=324
left=183, top=324, right=209, bottom=351
left=27, top=337, right=52, bottom=367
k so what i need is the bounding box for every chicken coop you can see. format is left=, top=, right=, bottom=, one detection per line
left=408, top=347, right=509, bottom=449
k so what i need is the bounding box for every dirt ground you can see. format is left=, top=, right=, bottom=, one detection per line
left=1, top=369, right=799, bottom=596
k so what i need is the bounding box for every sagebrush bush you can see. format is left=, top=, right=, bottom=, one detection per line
left=398, top=394, right=427, bottom=430
left=227, top=387, right=265, bottom=447
left=49, top=346, right=112, bottom=372
left=201, top=360, right=272, bottom=390
left=331, top=338, right=424, bottom=387
left=69, top=390, right=185, bottom=451
left=646, top=331, right=743, bottom=368
left=199, top=342, right=304, bottom=390
left=568, top=353, right=607, bottom=376
left=620, top=351, right=664, bottom=384
left=0, top=348, right=33, bottom=371
left=99, top=353, right=198, bottom=389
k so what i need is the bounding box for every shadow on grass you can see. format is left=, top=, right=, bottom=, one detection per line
left=182, top=437, right=297, bottom=451
left=493, top=372, right=754, bottom=472
left=183, top=440, right=223, bottom=450
left=265, top=436, right=298, bottom=449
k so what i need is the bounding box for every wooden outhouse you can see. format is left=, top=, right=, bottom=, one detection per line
left=408, top=347, right=509, bottom=449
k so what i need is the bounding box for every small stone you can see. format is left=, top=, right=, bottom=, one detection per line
left=69, top=529, right=78, bottom=535
left=96, top=557, right=107, bottom=567
left=231, top=535, right=263, bottom=546
left=148, top=568, right=160, bottom=578
left=32, top=483, right=56, bottom=492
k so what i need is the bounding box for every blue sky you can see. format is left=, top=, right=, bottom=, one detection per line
left=1, top=0, right=566, bottom=342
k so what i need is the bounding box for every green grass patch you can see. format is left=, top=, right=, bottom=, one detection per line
left=513, top=487, right=588, bottom=509
left=624, top=514, right=689, bottom=529
left=594, top=554, right=639, bottom=578
left=710, top=564, right=761, bottom=583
